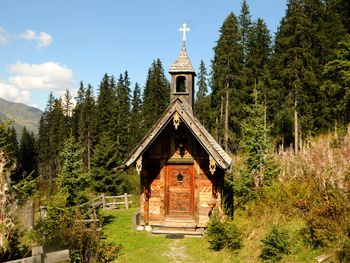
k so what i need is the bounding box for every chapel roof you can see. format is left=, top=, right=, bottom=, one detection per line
left=123, top=98, right=232, bottom=170
left=168, top=44, right=196, bottom=74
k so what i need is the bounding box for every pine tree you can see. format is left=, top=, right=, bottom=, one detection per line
left=90, top=134, right=120, bottom=194
left=195, top=60, right=210, bottom=128
left=115, top=71, right=131, bottom=163
left=96, top=73, right=116, bottom=139
left=57, top=135, right=87, bottom=206
left=246, top=18, right=271, bottom=85
left=211, top=12, right=244, bottom=152
left=322, top=34, right=350, bottom=127
left=239, top=0, right=252, bottom=65
left=129, top=82, right=143, bottom=150
left=271, top=0, right=318, bottom=152
left=18, top=127, right=37, bottom=178
left=142, top=59, right=170, bottom=131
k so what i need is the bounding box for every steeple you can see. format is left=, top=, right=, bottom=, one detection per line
left=169, top=23, right=196, bottom=111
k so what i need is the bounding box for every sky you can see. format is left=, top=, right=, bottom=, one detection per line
left=0, top=0, right=287, bottom=110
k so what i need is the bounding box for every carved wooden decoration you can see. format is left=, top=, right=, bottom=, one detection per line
left=136, top=156, right=142, bottom=175
left=173, top=111, right=181, bottom=130
left=166, top=165, right=194, bottom=217
left=209, top=156, right=216, bottom=175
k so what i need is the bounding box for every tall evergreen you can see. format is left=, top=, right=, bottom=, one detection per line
left=211, top=12, right=244, bottom=152
left=142, top=58, right=170, bottom=131
left=18, top=127, right=37, bottom=178
left=271, top=0, right=318, bottom=151
left=96, top=73, right=116, bottom=138
left=322, top=35, right=350, bottom=127
left=239, top=0, right=252, bottom=65
left=77, top=84, right=96, bottom=171
left=246, top=18, right=271, bottom=85
left=129, top=82, right=143, bottom=149
left=38, top=93, right=54, bottom=180
left=115, top=71, right=131, bottom=162
left=195, top=60, right=210, bottom=129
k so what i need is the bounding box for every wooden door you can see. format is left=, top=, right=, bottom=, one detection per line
left=165, top=165, right=194, bottom=219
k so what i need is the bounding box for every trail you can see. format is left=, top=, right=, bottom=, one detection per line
left=162, top=238, right=194, bottom=263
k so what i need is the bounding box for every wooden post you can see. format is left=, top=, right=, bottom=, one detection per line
left=124, top=193, right=129, bottom=209
left=101, top=194, right=106, bottom=210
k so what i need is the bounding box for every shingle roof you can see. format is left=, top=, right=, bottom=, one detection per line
left=168, top=44, right=195, bottom=73
left=123, top=98, right=232, bottom=170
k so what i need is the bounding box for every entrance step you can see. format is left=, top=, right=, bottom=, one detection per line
left=151, top=228, right=204, bottom=236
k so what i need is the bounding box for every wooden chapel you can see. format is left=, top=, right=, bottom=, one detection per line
left=123, top=24, right=232, bottom=233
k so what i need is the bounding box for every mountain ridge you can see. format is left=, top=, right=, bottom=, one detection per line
left=0, top=97, right=43, bottom=137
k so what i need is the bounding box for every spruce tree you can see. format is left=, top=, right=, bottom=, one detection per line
left=246, top=18, right=271, bottom=85
left=322, top=35, right=350, bottom=127
left=195, top=60, right=210, bottom=129
left=142, top=59, right=170, bottom=131
left=57, top=135, right=87, bottom=206
left=78, top=84, right=96, bottom=171
left=96, top=73, right=116, bottom=139
left=115, top=71, right=131, bottom=162
left=18, top=127, right=38, bottom=178
left=211, top=12, right=244, bottom=152
left=129, top=82, right=143, bottom=150
left=271, top=0, right=318, bottom=152
left=239, top=0, right=252, bottom=65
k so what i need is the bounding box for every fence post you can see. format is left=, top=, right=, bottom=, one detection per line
left=101, top=194, right=106, bottom=210
left=32, top=246, right=43, bottom=262
left=124, top=193, right=129, bottom=209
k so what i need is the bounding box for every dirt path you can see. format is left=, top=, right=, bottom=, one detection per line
left=162, top=238, right=194, bottom=263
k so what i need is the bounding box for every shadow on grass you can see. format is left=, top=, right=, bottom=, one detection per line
left=165, top=234, right=185, bottom=240
left=103, top=214, right=117, bottom=226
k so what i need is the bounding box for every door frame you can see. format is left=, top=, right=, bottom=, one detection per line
left=164, top=164, right=195, bottom=220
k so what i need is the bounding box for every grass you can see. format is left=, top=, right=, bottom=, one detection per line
left=102, top=208, right=171, bottom=263
left=102, top=208, right=233, bottom=262
left=103, top=206, right=328, bottom=262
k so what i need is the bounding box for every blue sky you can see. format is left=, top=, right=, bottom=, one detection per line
left=0, top=0, right=287, bottom=110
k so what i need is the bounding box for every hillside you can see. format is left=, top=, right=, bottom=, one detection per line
left=0, top=97, right=42, bottom=136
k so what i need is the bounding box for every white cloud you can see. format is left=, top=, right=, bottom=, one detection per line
left=37, top=32, right=52, bottom=48
left=0, top=27, right=9, bottom=45
left=19, top=29, right=53, bottom=48
left=21, top=29, right=36, bottom=41
left=0, top=61, right=75, bottom=106
left=0, top=82, right=30, bottom=103
left=8, top=61, right=74, bottom=90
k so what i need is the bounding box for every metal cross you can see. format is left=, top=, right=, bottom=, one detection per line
left=179, top=23, right=190, bottom=42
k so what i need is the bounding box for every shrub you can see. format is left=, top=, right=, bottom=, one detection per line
left=206, top=212, right=227, bottom=251
left=206, top=213, right=242, bottom=252
left=337, top=239, right=350, bottom=263
left=225, top=220, right=242, bottom=251
left=260, top=226, right=290, bottom=262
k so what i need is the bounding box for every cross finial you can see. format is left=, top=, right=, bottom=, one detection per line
left=179, top=23, right=190, bottom=43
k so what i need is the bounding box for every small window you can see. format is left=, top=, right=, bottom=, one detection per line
left=176, top=76, right=186, bottom=92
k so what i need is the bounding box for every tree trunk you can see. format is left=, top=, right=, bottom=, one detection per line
left=87, top=130, right=91, bottom=172
left=224, top=87, right=229, bottom=152
left=294, top=98, right=298, bottom=154
left=220, top=95, right=224, bottom=145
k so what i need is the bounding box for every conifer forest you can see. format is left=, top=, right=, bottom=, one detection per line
left=1, top=0, right=350, bottom=262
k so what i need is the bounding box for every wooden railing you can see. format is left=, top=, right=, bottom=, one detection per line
left=91, top=193, right=133, bottom=210
left=5, top=246, right=69, bottom=263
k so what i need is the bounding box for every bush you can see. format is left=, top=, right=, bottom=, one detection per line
left=337, top=239, right=350, bottom=263
left=206, top=213, right=242, bottom=252
left=260, top=226, right=290, bottom=262
left=225, top=220, right=242, bottom=251
left=206, top=213, right=226, bottom=251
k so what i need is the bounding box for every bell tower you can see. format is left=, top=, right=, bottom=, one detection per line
left=168, top=23, right=196, bottom=112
